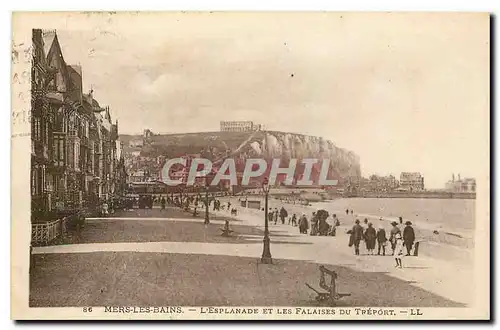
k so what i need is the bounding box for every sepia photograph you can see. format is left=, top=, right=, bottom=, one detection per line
left=11, top=11, right=490, bottom=320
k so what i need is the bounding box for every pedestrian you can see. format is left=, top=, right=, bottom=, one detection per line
left=350, top=209, right=354, bottom=215
left=102, top=201, right=109, bottom=217
left=394, top=232, right=405, bottom=268
left=310, top=212, right=318, bottom=236
left=280, top=207, right=288, bottom=224
left=220, top=218, right=230, bottom=236
left=363, top=218, right=368, bottom=225
left=334, top=214, right=340, bottom=227
left=399, top=216, right=403, bottom=225
left=329, top=224, right=336, bottom=236
left=319, top=218, right=330, bottom=236
left=109, top=198, right=115, bottom=214
left=377, top=226, right=387, bottom=256
left=329, top=216, right=338, bottom=236
left=227, top=201, right=231, bottom=211
left=346, top=208, right=349, bottom=216
left=299, top=213, right=309, bottom=234
left=364, top=223, right=377, bottom=255
left=403, top=221, right=416, bottom=256
left=350, top=219, right=364, bottom=255
left=160, top=196, right=166, bottom=210
left=291, top=214, right=297, bottom=226
left=389, top=221, right=402, bottom=255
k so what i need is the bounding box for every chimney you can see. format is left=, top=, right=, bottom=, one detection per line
left=452, top=173, right=455, bottom=182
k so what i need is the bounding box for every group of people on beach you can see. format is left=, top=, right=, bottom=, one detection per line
left=265, top=203, right=417, bottom=269
left=267, top=207, right=290, bottom=225
left=158, top=193, right=418, bottom=269
left=266, top=207, right=341, bottom=237
left=348, top=216, right=416, bottom=268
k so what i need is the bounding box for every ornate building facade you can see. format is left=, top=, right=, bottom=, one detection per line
left=31, top=29, right=125, bottom=222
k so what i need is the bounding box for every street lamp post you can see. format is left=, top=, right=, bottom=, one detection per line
left=261, top=177, right=272, bottom=264
left=204, top=184, right=210, bottom=225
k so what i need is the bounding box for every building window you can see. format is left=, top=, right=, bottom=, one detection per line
left=74, top=141, right=80, bottom=170
left=53, top=174, right=59, bottom=193
left=44, top=121, right=49, bottom=146
left=63, top=115, right=67, bottom=133
left=31, top=168, right=36, bottom=196
left=59, top=139, right=65, bottom=163
left=33, top=117, right=41, bottom=141
left=69, top=115, right=77, bottom=136
left=31, top=167, right=42, bottom=197
left=53, top=135, right=66, bottom=166
left=53, top=108, right=64, bottom=132
left=46, top=173, right=53, bottom=192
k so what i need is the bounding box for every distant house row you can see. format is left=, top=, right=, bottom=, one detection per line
left=31, top=29, right=127, bottom=222
left=344, top=172, right=425, bottom=194
left=445, top=174, right=476, bottom=193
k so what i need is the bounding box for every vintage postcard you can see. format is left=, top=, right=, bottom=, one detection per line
left=11, top=12, right=490, bottom=320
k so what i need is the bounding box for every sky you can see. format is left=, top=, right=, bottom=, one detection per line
left=48, top=12, right=489, bottom=188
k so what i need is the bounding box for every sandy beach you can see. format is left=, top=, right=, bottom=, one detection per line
left=209, top=196, right=475, bottom=305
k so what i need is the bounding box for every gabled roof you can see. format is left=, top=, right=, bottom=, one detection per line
left=67, top=65, right=83, bottom=102
left=92, top=99, right=101, bottom=108
left=33, top=29, right=49, bottom=70
left=83, top=93, right=103, bottom=111
left=42, top=30, right=56, bottom=59
left=67, top=65, right=82, bottom=88
left=44, top=31, right=72, bottom=93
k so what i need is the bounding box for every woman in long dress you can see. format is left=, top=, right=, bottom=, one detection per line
left=393, top=232, right=405, bottom=268
left=364, top=223, right=377, bottom=255
left=299, top=214, right=309, bottom=234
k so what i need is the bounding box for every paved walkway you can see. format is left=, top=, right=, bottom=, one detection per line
left=86, top=217, right=230, bottom=225
left=34, top=206, right=474, bottom=306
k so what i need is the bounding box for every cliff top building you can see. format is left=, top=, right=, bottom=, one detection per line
left=220, top=121, right=261, bottom=132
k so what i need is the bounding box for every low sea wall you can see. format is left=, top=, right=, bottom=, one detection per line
left=238, top=188, right=476, bottom=200
left=357, top=192, right=476, bottom=199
